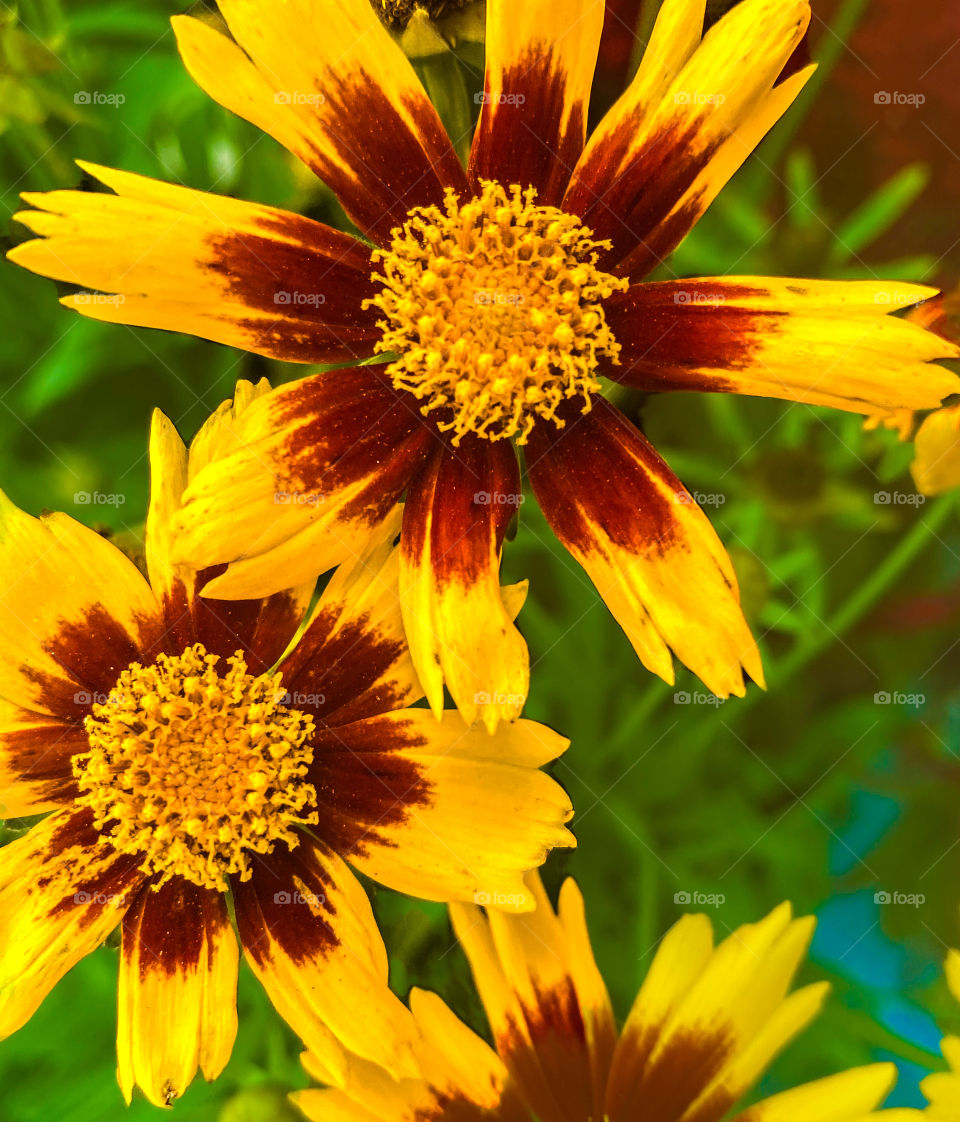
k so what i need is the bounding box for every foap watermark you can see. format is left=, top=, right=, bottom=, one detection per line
left=474, top=690, right=526, bottom=708
left=274, top=490, right=324, bottom=507
left=874, top=91, right=926, bottom=107
left=874, top=291, right=927, bottom=307
left=474, top=289, right=525, bottom=307
left=874, top=491, right=925, bottom=507
left=274, top=90, right=325, bottom=106
left=874, top=890, right=925, bottom=908
left=281, top=691, right=326, bottom=708
left=674, top=91, right=726, bottom=106
left=273, top=890, right=326, bottom=907
left=474, top=490, right=524, bottom=507
left=75, top=90, right=125, bottom=107
left=274, top=290, right=327, bottom=307
left=674, top=691, right=725, bottom=707
left=474, top=890, right=526, bottom=908
left=73, top=690, right=119, bottom=707
left=475, top=91, right=526, bottom=106
left=73, top=292, right=125, bottom=307
left=874, top=691, right=925, bottom=708
left=675, top=490, right=726, bottom=508
left=74, top=490, right=125, bottom=507
left=73, top=890, right=128, bottom=906
left=673, top=290, right=725, bottom=306
left=674, top=890, right=725, bottom=907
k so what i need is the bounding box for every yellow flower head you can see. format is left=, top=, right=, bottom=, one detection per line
left=297, top=873, right=917, bottom=1122
left=0, top=381, right=574, bottom=1108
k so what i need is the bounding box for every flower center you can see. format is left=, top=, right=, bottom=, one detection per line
left=73, top=644, right=318, bottom=892
left=367, top=180, right=628, bottom=445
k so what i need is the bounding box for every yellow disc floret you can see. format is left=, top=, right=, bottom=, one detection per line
left=367, top=180, right=629, bottom=445
left=74, top=644, right=318, bottom=893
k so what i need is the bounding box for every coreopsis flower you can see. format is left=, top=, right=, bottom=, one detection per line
left=922, top=949, right=960, bottom=1117
left=0, top=381, right=573, bottom=1107
left=864, top=290, right=960, bottom=496
left=295, top=872, right=919, bottom=1122
left=9, top=0, right=960, bottom=733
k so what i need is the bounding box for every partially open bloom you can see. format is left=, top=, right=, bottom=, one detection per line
left=296, top=872, right=919, bottom=1122
left=9, top=0, right=960, bottom=731
left=0, top=382, right=573, bottom=1106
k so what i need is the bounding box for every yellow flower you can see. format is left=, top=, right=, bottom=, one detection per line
left=0, top=381, right=574, bottom=1107
left=8, top=0, right=959, bottom=732
left=296, top=872, right=921, bottom=1122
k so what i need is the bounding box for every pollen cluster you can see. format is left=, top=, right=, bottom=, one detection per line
left=367, top=180, right=628, bottom=445
left=73, top=644, right=318, bottom=893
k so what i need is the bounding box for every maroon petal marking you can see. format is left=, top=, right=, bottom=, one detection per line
left=469, top=3, right=604, bottom=207
left=0, top=711, right=86, bottom=815
left=604, top=1026, right=736, bottom=1122
left=25, top=603, right=164, bottom=723
left=268, top=369, right=435, bottom=524
left=197, top=4, right=468, bottom=245
left=279, top=607, right=411, bottom=727
left=599, top=279, right=765, bottom=392
left=306, top=718, right=432, bottom=863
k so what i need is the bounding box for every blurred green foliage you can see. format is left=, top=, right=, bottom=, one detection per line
left=2, top=1, right=960, bottom=1119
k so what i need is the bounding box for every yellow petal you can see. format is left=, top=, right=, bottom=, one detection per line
left=313, top=710, right=574, bottom=908
left=606, top=278, right=960, bottom=414
left=527, top=397, right=763, bottom=699
left=400, top=440, right=529, bottom=732
left=117, top=880, right=238, bottom=1107
left=912, top=403, right=960, bottom=496
left=0, top=809, right=142, bottom=1038
left=469, top=0, right=605, bottom=205
left=566, top=0, right=812, bottom=276
left=10, top=162, right=379, bottom=364
left=233, top=838, right=420, bottom=1080
left=173, top=2, right=465, bottom=243
left=0, top=489, right=160, bottom=717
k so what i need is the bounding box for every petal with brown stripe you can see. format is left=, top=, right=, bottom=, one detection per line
left=469, top=0, right=605, bottom=206
left=310, top=710, right=574, bottom=909
left=525, top=397, right=762, bottom=698
left=173, top=369, right=434, bottom=599
left=117, top=880, right=238, bottom=1108
left=563, top=0, right=812, bottom=278
left=173, top=2, right=466, bottom=244
left=400, top=438, right=529, bottom=733
left=0, top=490, right=161, bottom=720
left=604, top=903, right=823, bottom=1121
left=0, top=808, right=143, bottom=1038
left=277, top=514, right=421, bottom=727
left=602, top=279, right=960, bottom=412
left=146, top=389, right=314, bottom=667
left=232, top=838, right=419, bottom=1080
left=450, top=874, right=616, bottom=1122
left=0, top=701, right=84, bottom=819
left=9, top=163, right=380, bottom=364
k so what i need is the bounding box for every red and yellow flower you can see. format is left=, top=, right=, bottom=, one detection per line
left=296, top=871, right=921, bottom=1122
left=9, top=0, right=959, bottom=732
left=0, top=381, right=573, bottom=1106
